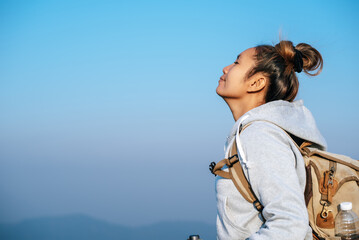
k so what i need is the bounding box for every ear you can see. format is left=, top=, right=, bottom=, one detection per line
left=247, top=76, right=267, bottom=93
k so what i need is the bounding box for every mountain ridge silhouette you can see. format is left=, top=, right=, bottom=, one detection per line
left=0, top=214, right=216, bottom=240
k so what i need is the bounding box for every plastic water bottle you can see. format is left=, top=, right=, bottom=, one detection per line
left=335, top=202, right=359, bottom=240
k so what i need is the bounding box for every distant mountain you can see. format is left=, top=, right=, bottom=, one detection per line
left=0, top=214, right=216, bottom=240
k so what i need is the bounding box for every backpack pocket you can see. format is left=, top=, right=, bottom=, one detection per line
left=304, top=150, right=359, bottom=238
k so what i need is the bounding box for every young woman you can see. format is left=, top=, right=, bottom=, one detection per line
left=215, top=41, right=327, bottom=239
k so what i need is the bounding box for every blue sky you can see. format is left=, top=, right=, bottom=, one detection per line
left=0, top=0, right=358, bottom=226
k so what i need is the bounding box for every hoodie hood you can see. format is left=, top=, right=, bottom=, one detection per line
left=228, top=100, right=327, bottom=150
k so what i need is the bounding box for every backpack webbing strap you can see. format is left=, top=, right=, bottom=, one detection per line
left=210, top=158, right=231, bottom=179
left=228, top=137, right=263, bottom=212
left=210, top=123, right=264, bottom=212
left=211, top=153, right=256, bottom=203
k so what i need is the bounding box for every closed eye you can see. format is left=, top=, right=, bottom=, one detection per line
left=233, top=61, right=239, bottom=64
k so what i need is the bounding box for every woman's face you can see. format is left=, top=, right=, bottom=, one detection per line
left=216, top=47, right=256, bottom=99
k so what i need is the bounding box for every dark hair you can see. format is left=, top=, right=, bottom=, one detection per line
left=247, top=40, right=323, bottom=102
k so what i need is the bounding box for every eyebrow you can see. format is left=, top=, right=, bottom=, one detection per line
left=236, top=54, right=241, bottom=60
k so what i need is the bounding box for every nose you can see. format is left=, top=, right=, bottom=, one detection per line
left=222, top=63, right=234, bottom=74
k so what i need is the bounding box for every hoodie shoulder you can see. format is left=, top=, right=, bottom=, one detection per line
left=240, top=100, right=327, bottom=150
left=239, top=121, right=292, bottom=148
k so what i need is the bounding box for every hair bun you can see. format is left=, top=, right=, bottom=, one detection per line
left=275, top=41, right=323, bottom=76
left=295, top=43, right=323, bottom=76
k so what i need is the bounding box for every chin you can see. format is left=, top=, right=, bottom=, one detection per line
left=216, top=86, right=223, bottom=97
left=216, top=84, right=227, bottom=97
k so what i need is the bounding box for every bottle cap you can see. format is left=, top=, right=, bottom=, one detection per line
left=187, top=235, right=201, bottom=240
left=340, top=202, right=352, bottom=211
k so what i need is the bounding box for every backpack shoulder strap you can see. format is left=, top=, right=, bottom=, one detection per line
left=228, top=136, right=264, bottom=213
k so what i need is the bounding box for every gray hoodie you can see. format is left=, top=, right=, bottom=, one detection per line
left=216, top=100, right=327, bottom=240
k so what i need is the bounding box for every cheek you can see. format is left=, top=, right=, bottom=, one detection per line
left=226, top=72, right=244, bottom=90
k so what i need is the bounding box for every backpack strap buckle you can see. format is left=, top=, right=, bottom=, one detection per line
left=209, top=162, right=217, bottom=176
left=253, top=199, right=264, bottom=212
left=226, top=154, right=239, bottom=168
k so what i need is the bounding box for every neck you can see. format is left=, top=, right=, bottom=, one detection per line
left=224, top=97, right=265, bottom=121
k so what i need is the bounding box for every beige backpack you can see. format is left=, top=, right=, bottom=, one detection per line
left=209, top=121, right=359, bottom=240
